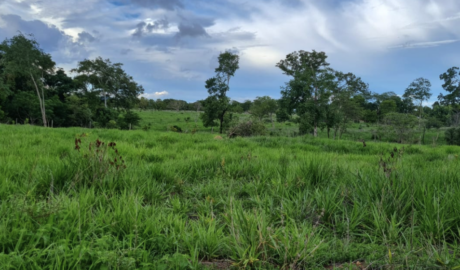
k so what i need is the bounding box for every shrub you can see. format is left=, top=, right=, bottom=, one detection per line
left=118, top=111, right=141, bottom=130
left=170, top=125, right=183, bottom=132
left=106, top=120, right=118, bottom=129
left=445, top=128, right=460, bottom=145
left=227, top=120, right=266, bottom=137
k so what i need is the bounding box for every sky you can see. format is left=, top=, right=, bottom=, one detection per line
left=1, top=0, right=460, bottom=104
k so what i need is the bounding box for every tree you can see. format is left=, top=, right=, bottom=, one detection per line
left=201, top=76, right=230, bottom=134
left=168, top=100, right=186, bottom=111
left=72, top=57, right=143, bottom=110
left=277, top=50, right=335, bottom=136
left=327, top=71, right=369, bottom=139
left=215, top=51, right=239, bottom=86
left=242, top=100, right=252, bottom=112
left=439, top=67, right=460, bottom=126
left=138, top=97, right=149, bottom=110
left=0, top=34, right=55, bottom=127
left=383, top=112, right=418, bottom=143
left=201, top=51, right=239, bottom=134
left=276, top=50, right=367, bottom=137
left=404, top=77, right=432, bottom=119
left=250, top=96, right=278, bottom=128
left=380, top=100, right=397, bottom=115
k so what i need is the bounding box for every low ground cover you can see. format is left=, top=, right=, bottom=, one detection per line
left=1, top=124, right=460, bottom=269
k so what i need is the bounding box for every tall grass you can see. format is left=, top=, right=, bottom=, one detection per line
left=1, top=124, right=460, bottom=269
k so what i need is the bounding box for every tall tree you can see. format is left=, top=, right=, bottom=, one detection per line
left=404, top=77, right=432, bottom=119
left=276, top=50, right=368, bottom=137
left=201, top=77, right=230, bottom=134
left=201, top=51, right=239, bottom=134
left=72, top=57, right=143, bottom=110
left=0, top=34, right=55, bottom=127
left=215, top=51, right=239, bottom=86
left=439, top=67, right=460, bottom=125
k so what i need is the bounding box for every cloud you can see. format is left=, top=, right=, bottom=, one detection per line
left=141, top=91, right=169, bottom=99
left=132, top=18, right=169, bottom=38
left=0, top=14, right=66, bottom=51
left=176, top=22, right=209, bottom=38
left=118, top=0, right=183, bottom=10
left=389, top=39, right=459, bottom=49
left=77, top=31, right=97, bottom=43
left=120, top=48, right=132, bottom=55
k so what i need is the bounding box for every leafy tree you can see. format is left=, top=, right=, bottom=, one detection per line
left=138, top=97, right=149, bottom=111
left=277, top=50, right=335, bottom=136
left=0, top=34, right=55, bottom=127
left=72, top=57, right=143, bottom=110
left=118, top=111, right=141, bottom=130
left=277, top=50, right=367, bottom=137
left=439, top=67, right=460, bottom=106
left=215, top=51, right=239, bottom=86
left=201, top=77, right=230, bottom=133
left=242, top=100, right=252, bottom=112
left=439, top=67, right=460, bottom=126
left=201, top=51, right=239, bottom=134
left=327, top=72, right=369, bottom=139
left=380, top=100, right=397, bottom=115
left=250, top=96, right=278, bottom=128
left=404, top=77, right=432, bottom=119
left=383, top=112, right=418, bottom=143
left=66, top=95, right=92, bottom=126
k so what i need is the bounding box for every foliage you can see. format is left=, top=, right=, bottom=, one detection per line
left=201, top=51, right=239, bottom=134
left=445, top=127, right=460, bottom=145
left=227, top=119, right=266, bottom=137
left=382, top=112, right=419, bottom=143
left=118, top=111, right=141, bottom=130
left=250, top=96, right=278, bottom=121
left=0, top=33, right=55, bottom=127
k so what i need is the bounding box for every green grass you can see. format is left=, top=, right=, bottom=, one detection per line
left=1, top=115, right=460, bottom=269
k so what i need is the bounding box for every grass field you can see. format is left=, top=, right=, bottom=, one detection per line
left=1, top=112, right=460, bottom=269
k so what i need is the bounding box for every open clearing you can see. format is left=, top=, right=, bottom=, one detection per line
left=2, top=120, right=460, bottom=269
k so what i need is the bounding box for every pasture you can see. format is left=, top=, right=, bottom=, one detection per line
left=1, top=116, right=460, bottom=269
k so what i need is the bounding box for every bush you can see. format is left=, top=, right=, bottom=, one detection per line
left=106, top=120, right=118, bottom=129
left=426, top=117, right=443, bottom=129
left=445, top=128, right=460, bottom=145
left=118, top=111, right=141, bottom=130
left=93, top=107, right=118, bottom=127
left=170, top=125, right=182, bottom=132
left=227, top=120, right=266, bottom=137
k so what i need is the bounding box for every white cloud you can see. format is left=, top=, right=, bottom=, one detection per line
left=141, top=91, right=169, bottom=99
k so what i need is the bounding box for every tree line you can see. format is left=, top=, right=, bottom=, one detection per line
left=0, top=34, right=144, bottom=129
left=2, top=33, right=460, bottom=138
left=197, top=49, right=460, bottom=141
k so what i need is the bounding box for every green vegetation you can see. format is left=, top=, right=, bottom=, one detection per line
left=2, top=121, right=460, bottom=269
left=3, top=31, right=460, bottom=270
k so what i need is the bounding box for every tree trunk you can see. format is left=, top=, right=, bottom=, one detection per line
left=30, top=73, right=47, bottom=127
left=327, top=127, right=330, bottom=138
left=270, top=113, right=274, bottom=129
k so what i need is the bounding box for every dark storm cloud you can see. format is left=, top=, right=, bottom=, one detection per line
left=176, top=22, right=209, bottom=38
left=78, top=31, right=97, bottom=43
left=132, top=18, right=169, bottom=38
left=0, top=14, right=66, bottom=51
left=175, top=16, right=214, bottom=39
left=0, top=14, right=90, bottom=63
